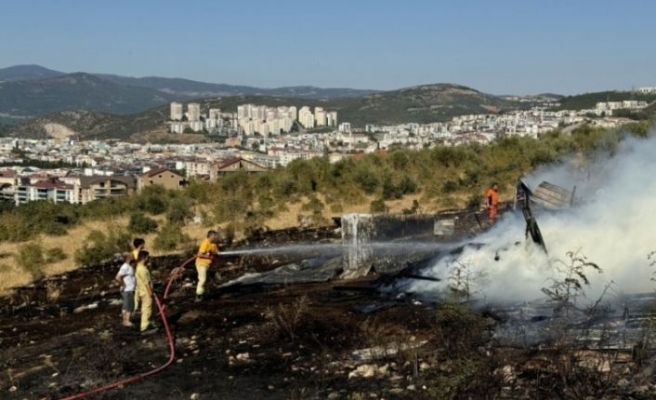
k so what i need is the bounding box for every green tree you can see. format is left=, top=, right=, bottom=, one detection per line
left=128, top=212, right=159, bottom=234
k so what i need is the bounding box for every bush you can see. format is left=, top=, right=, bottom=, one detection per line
left=166, top=197, right=194, bottom=225
left=128, top=212, right=159, bottom=234
left=74, top=228, right=131, bottom=266
left=14, top=242, right=46, bottom=280
left=436, top=303, right=485, bottom=358
left=370, top=198, right=387, bottom=213
left=134, top=185, right=169, bottom=215
left=0, top=213, right=33, bottom=242
left=154, top=223, right=192, bottom=252
left=45, top=247, right=67, bottom=263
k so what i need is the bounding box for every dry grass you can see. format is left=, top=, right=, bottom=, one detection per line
left=0, top=217, right=165, bottom=294
left=0, top=189, right=484, bottom=295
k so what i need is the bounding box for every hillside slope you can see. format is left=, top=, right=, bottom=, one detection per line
left=0, top=64, right=64, bottom=82
left=97, top=74, right=377, bottom=99
left=5, top=83, right=517, bottom=140
left=0, top=73, right=177, bottom=117
left=555, top=91, right=656, bottom=110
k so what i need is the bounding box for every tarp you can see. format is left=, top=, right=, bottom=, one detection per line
left=220, top=257, right=342, bottom=287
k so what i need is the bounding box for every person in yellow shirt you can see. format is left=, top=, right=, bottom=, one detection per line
left=131, top=238, right=146, bottom=313
left=195, top=230, right=220, bottom=303
left=135, top=250, right=156, bottom=334
left=132, top=238, right=145, bottom=262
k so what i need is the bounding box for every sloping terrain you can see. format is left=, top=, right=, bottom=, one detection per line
left=0, top=64, right=376, bottom=108
left=5, top=83, right=518, bottom=140
left=97, top=74, right=377, bottom=99
left=555, top=91, right=656, bottom=110
left=0, top=65, right=64, bottom=82
left=2, top=223, right=656, bottom=400
left=0, top=73, right=176, bottom=117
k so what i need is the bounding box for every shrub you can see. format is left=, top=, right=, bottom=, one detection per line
left=354, top=167, right=380, bottom=194
left=14, top=242, right=46, bottom=280
left=74, top=228, right=131, bottom=266
left=154, top=223, right=192, bottom=252
left=128, top=212, right=159, bottom=234
left=45, top=247, right=67, bottom=264
left=264, top=295, right=309, bottom=341
left=134, top=185, right=169, bottom=215
left=435, top=303, right=485, bottom=358
left=166, top=197, right=194, bottom=225
left=0, top=213, right=32, bottom=242
left=370, top=198, right=387, bottom=213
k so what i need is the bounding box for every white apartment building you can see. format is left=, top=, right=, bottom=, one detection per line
left=208, top=108, right=221, bottom=120
left=328, top=111, right=338, bottom=127
left=637, top=87, right=656, bottom=94
left=314, top=107, right=326, bottom=126
left=288, top=106, right=298, bottom=121
left=338, top=122, right=352, bottom=133
left=170, top=102, right=183, bottom=120
left=299, top=106, right=315, bottom=129
left=187, top=103, right=201, bottom=122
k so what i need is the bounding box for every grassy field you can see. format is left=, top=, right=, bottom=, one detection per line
left=0, top=193, right=442, bottom=295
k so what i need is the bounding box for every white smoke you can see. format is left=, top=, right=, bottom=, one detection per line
left=410, top=132, right=656, bottom=304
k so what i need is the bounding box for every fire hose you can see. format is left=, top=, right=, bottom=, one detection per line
left=56, top=255, right=199, bottom=400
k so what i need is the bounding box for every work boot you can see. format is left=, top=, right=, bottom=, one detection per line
left=140, top=327, right=158, bottom=336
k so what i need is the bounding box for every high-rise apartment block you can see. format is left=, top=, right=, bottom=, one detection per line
left=328, top=111, right=338, bottom=127
left=299, top=106, right=315, bottom=129
left=187, top=103, right=201, bottom=122
left=170, top=102, right=183, bottom=121
left=208, top=108, right=221, bottom=120
left=314, top=107, right=326, bottom=126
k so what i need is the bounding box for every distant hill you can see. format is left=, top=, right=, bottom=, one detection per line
left=0, top=64, right=64, bottom=82
left=97, top=74, right=377, bottom=99
left=0, top=72, right=177, bottom=117
left=5, top=83, right=518, bottom=141
left=555, top=91, right=656, bottom=110
left=0, top=64, right=377, bottom=121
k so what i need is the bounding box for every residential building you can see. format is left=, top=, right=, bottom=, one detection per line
left=187, top=103, right=201, bottom=122
left=299, top=106, right=315, bottom=129
left=138, top=167, right=186, bottom=191
left=77, top=176, right=137, bottom=204
left=14, top=177, right=74, bottom=205
left=315, top=107, right=326, bottom=126
left=209, top=108, right=221, bottom=120
left=637, top=86, right=656, bottom=94
left=209, top=157, right=267, bottom=181
left=0, top=170, right=17, bottom=201
left=170, top=102, right=183, bottom=120
left=338, top=122, right=352, bottom=133
left=328, top=111, right=338, bottom=127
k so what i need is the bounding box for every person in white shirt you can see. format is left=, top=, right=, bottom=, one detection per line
left=115, top=254, right=136, bottom=328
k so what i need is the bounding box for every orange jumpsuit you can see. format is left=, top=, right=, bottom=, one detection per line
left=486, top=187, right=499, bottom=222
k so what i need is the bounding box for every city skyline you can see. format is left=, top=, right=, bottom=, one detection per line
left=1, top=0, right=655, bottom=95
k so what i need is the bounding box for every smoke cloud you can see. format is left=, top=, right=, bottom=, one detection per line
left=409, top=132, right=656, bottom=304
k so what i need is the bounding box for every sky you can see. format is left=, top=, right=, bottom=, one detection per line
left=1, top=0, right=654, bottom=95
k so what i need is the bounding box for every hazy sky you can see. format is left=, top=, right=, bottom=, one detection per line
left=1, top=0, right=654, bottom=94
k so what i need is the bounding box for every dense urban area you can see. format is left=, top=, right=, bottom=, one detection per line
left=0, top=88, right=654, bottom=207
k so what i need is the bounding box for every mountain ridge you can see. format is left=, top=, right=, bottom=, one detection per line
left=4, top=83, right=517, bottom=141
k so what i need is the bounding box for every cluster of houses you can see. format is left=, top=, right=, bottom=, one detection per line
left=0, top=157, right=267, bottom=206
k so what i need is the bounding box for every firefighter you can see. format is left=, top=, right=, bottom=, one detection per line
left=135, top=250, right=156, bottom=334
left=486, top=183, right=499, bottom=223
left=195, top=230, right=220, bottom=303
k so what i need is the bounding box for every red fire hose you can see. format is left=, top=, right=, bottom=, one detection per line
left=164, top=255, right=198, bottom=300
left=55, top=255, right=198, bottom=400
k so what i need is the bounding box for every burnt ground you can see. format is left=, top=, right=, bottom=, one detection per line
left=0, top=227, right=446, bottom=400
left=3, top=224, right=656, bottom=400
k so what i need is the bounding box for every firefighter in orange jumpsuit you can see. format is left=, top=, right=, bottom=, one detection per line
left=486, top=183, right=499, bottom=223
